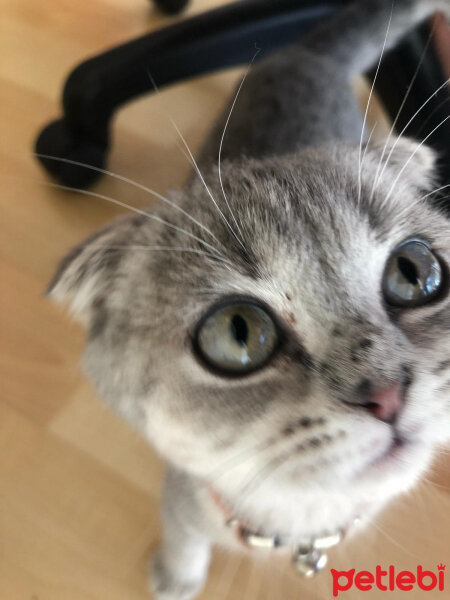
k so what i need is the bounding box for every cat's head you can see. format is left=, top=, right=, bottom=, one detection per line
left=49, top=137, right=450, bottom=537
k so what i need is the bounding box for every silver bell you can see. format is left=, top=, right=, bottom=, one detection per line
left=241, top=528, right=279, bottom=549
left=292, top=546, right=328, bottom=578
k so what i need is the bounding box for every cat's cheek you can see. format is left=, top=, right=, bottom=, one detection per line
left=356, top=442, right=433, bottom=505
left=398, top=372, right=449, bottom=439
left=142, top=383, right=221, bottom=474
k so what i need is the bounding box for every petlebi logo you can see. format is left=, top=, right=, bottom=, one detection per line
left=331, top=563, right=446, bottom=597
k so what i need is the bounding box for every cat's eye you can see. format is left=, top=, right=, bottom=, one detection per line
left=383, top=240, right=444, bottom=308
left=194, top=300, right=279, bottom=375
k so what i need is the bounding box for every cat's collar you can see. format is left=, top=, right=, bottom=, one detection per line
left=209, top=487, right=358, bottom=578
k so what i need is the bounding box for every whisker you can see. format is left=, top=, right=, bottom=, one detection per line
left=369, top=21, right=436, bottom=201
left=34, top=153, right=220, bottom=244
left=414, top=95, right=450, bottom=139
left=232, top=448, right=325, bottom=533
left=218, top=45, right=261, bottom=239
left=233, top=448, right=294, bottom=518
left=357, top=0, right=394, bottom=205
left=147, top=70, right=247, bottom=251
left=204, top=436, right=278, bottom=490
left=383, top=113, right=450, bottom=206
left=360, top=122, right=377, bottom=175
left=419, top=183, right=450, bottom=201
left=376, top=76, right=450, bottom=186
left=170, top=118, right=248, bottom=251
left=365, top=519, right=420, bottom=561
left=84, top=244, right=235, bottom=267
left=42, top=181, right=225, bottom=257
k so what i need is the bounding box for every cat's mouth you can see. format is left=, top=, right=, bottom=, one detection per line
left=209, top=484, right=359, bottom=564
left=362, top=366, right=427, bottom=474
left=368, top=435, right=411, bottom=469
left=358, top=426, right=428, bottom=484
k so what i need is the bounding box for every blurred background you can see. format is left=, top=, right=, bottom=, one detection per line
left=1, top=1, right=449, bottom=599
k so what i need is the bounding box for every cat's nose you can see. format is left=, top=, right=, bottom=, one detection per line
left=358, top=380, right=403, bottom=424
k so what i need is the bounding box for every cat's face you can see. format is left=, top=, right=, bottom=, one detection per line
left=50, top=138, right=450, bottom=538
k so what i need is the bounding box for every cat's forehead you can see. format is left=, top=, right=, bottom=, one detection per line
left=186, top=160, right=384, bottom=283
left=187, top=149, right=447, bottom=268
left=165, top=153, right=447, bottom=327
left=164, top=200, right=380, bottom=335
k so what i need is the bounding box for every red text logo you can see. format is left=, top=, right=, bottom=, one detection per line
left=331, top=564, right=446, bottom=597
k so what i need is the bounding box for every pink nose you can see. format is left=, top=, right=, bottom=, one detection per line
left=367, top=384, right=403, bottom=423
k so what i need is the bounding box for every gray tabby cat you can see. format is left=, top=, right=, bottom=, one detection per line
left=48, top=1, right=450, bottom=598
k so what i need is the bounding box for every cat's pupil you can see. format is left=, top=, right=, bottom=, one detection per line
left=397, top=257, right=419, bottom=285
left=230, top=315, right=249, bottom=346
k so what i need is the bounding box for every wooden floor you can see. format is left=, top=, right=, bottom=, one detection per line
left=1, top=1, right=449, bottom=599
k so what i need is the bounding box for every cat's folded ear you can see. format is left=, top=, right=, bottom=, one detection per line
left=47, top=214, right=142, bottom=325
left=365, top=136, right=438, bottom=194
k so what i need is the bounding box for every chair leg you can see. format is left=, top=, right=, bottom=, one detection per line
left=34, top=0, right=340, bottom=187
left=34, top=0, right=449, bottom=193
left=152, top=0, right=190, bottom=15
left=35, top=120, right=108, bottom=188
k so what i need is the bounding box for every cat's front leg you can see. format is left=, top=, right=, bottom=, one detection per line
left=151, top=470, right=212, bottom=600
left=151, top=535, right=210, bottom=600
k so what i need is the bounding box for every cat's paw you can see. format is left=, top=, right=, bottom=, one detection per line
left=150, top=552, right=206, bottom=600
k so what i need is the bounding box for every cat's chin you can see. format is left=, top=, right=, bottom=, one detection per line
left=207, top=438, right=434, bottom=547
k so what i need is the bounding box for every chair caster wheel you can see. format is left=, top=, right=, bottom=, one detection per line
left=35, top=119, right=107, bottom=188
left=152, top=0, right=190, bottom=16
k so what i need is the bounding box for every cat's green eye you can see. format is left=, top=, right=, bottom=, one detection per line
left=194, top=300, right=278, bottom=375
left=383, top=240, right=444, bottom=308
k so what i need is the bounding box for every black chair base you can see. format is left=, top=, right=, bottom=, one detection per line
left=35, top=0, right=449, bottom=196
left=152, top=0, right=190, bottom=15
left=36, top=120, right=107, bottom=188
left=35, top=0, right=342, bottom=188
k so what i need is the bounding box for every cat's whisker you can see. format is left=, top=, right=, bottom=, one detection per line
left=146, top=70, right=247, bottom=250
left=369, top=22, right=436, bottom=202
left=414, top=95, right=450, bottom=138
left=419, top=182, right=450, bottom=201
left=414, top=481, right=448, bottom=537
left=234, top=449, right=294, bottom=518
left=42, top=181, right=225, bottom=257
left=204, top=436, right=279, bottom=490
left=417, top=475, right=448, bottom=491
left=217, top=46, right=261, bottom=240
left=170, top=117, right=248, bottom=251
left=365, top=519, right=420, bottom=560
left=360, top=122, right=377, bottom=176
left=233, top=434, right=450, bottom=549
left=391, top=457, right=445, bottom=488
left=238, top=435, right=320, bottom=508
left=82, top=244, right=235, bottom=267
left=357, top=0, right=394, bottom=205
left=376, top=76, right=450, bottom=187
left=383, top=113, right=450, bottom=206
left=34, top=153, right=220, bottom=244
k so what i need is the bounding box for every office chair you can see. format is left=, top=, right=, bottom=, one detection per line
left=35, top=0, right=450, bottom=209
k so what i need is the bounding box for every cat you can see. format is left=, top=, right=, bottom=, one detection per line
left=48, top=1, right=450, bottom=599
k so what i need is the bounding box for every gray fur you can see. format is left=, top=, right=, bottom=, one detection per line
left=49, top=1, right=450, bottom=598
